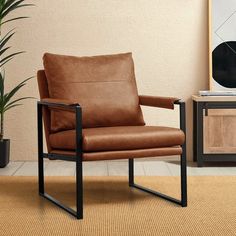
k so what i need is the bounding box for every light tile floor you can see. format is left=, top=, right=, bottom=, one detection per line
left=0, top=159, right=235, bottom=176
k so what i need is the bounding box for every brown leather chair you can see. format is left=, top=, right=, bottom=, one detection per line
left=37, top=52, right=187, bottom=219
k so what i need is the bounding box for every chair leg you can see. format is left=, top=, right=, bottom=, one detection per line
left=128, top=153, right=187, bottom=207
left=76, top=157, right=83, bottom=219
left=37, top=103, right=83, bottom=219
left=129, top=158, right=134, bottom=186
left=38, top=156, right=83, bottom=219
left=180, top=142, right=187, bottom=207
left=37, top=104, right=44, bottom=195
left=75, top=105, right=83, bottom=219
left=38, top=153, right=44, bottom=195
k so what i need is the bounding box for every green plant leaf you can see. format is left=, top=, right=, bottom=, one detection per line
left=3, top=103, right=22, bottom=112
left=0, top=0, right=6, bottom=7
left=4, top=96, right=34, bottom=110
left=0, top=0, right=35, bottom=140
left=3, top=76, right=34, bottom=106
left=0, top=16, right=28, bottom=25
left=1, top=1, right=34, bottom=19
left=0, top=0, right=6, bottom=12
left=1, top=0, right=18, bottom=13
left=0, top=46, right=10, bottom=56
left=0, top=51, right=24, bottom=65
left=0, top=71, right=4, bottom=100
left=0, top=57, right=13, bottom=67
left=1, top=0, right=25, bottom=16
left=0, top=29, right=15, bottom=51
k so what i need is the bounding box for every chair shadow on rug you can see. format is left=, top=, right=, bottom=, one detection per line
left=44, top=177, right=181, bottom=207
left=37, top=52, right=187, bottom=219
left=45, top=178, right=151, bottom=207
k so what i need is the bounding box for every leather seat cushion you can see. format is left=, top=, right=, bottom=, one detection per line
left=43, top=52, right=145, bottom=132
left=49, top=126, right=185, bottom=152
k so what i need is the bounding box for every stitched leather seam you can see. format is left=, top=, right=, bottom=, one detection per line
left=48, top=80, right=129, bottom=84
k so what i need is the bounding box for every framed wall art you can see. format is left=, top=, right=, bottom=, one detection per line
left=209, top=0, right=236, bottom=91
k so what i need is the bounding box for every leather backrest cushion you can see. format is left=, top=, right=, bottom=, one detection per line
left=43, top=52, right=145, bottom=132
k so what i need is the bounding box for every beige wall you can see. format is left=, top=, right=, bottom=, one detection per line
left=4, top=0, right=208, bottom=161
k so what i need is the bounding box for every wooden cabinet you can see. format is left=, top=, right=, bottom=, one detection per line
left=204, top=109, right=236, bottom=154
left=192, top=95, right=236, bottom=167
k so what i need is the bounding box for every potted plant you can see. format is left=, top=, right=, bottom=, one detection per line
left=0, top=0, right=33, bottom=168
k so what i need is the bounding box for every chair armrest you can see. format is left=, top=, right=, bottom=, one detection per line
left=38, top=98, right=81, bottom=111
left=139, top=95, right=180, bottom=109
left=37, top=98, right=82, bottom=159
left=139, top=95, right=186, bottom=133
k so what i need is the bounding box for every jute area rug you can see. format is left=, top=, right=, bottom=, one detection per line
left=0, top=176, right=235, bottom=236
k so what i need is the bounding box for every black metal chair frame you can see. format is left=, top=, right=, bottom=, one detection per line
left=37, top=100, right=187, bottom=220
